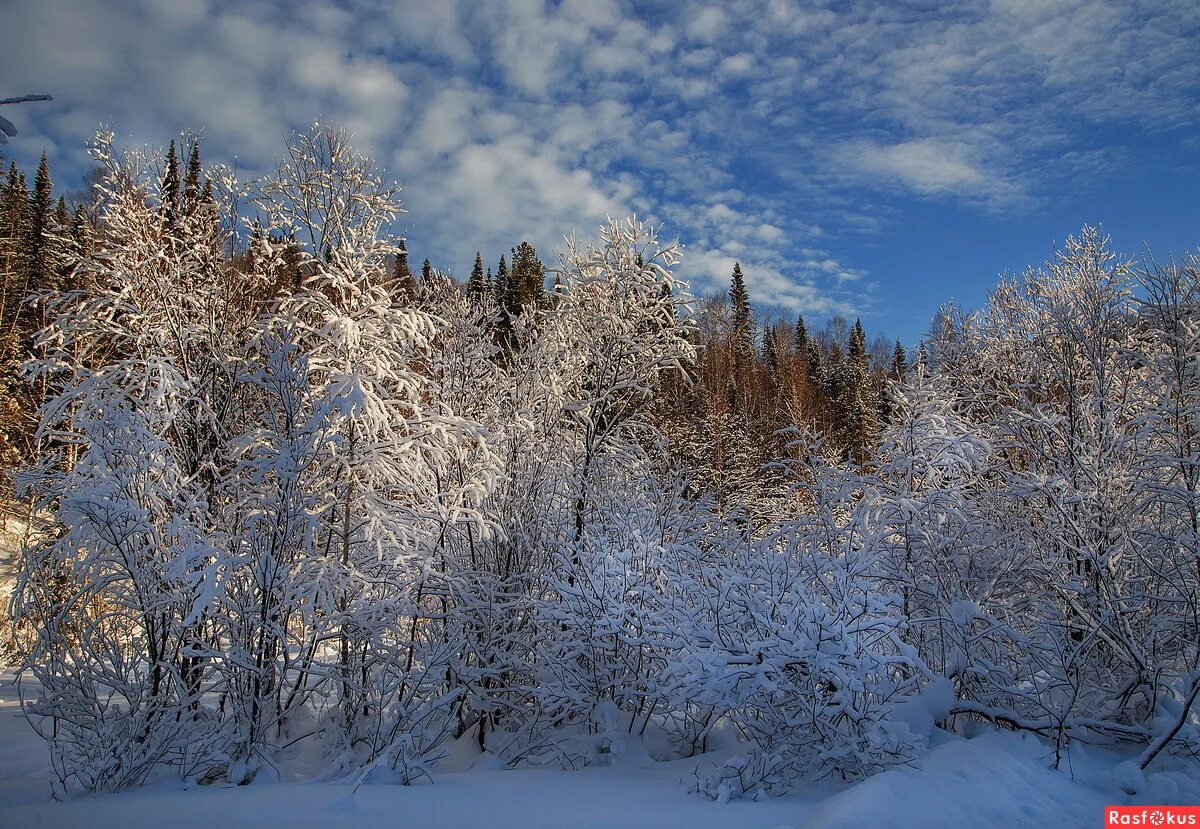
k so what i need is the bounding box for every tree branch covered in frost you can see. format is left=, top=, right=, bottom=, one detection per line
left=5, top=124, right=1198, bottom=802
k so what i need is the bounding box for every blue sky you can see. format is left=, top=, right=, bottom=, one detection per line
left=2, top=0, right=1199, bottom=344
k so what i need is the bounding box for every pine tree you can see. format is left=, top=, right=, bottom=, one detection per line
left=161, top=138, right=180, bottom=230
left=21, top=152, right=54, bottom=310
left=728, top=262, right=755, bottom=410
left=729, top=262, right=752, bottom=354
left=762, top=322, right=779, bottom=382
left=794, top=314, right=808, bottom=353
left=494, top=253, right=509, bottom=303
left=891, top=339, right=907, bottom=380
left=422, top=257, right=433, bottom=281
left=508, top=240, right=545, bottom=312
left=467, top=251, right=487, bottom=303
left=183, top=141, right=202, bottom=210
left=840, top=319, right=877, bottom=463
left=0, top=164, right=28, bottom=312
left=390, top=242, right=416, bottom=297
left=806, top=340, right=824, bottom=395
left=53, top=194, right=68, bottom=229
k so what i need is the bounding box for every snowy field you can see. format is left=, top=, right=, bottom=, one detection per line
left=0, top=669, right=1196, bottom=829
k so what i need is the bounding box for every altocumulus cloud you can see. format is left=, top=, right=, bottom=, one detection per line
left=2, top=0, right=1199, bottom=320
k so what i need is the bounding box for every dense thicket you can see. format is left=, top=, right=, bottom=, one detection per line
left=1, top=127, right=1196, bottom=800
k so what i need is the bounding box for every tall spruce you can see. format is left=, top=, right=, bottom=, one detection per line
left=183, top=141, right=202, bottom=210
left=891, top=339, right=907, bottom=379
left=729, top=262, right=752, bottom=350
left=390, top=242, right=417, bottom=297
left=728, top=262, right=755, bottom=408
left=493, top=253, right=509, bottom=305
left=763, top=322, right=780, bottom=379
left=161, top=138, right=180, bottom=230
left=467, top=251, right=487, bottom=303
left=23, top=152, right=54, bottom=303
left=1, top=164, right=28, bottom=309
left=841, top=318, right=876, bottom=462
left=794, top=314, right=809, bottom=353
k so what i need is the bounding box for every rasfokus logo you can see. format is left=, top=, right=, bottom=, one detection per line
left=1106, top=806, right=1200, bottom=826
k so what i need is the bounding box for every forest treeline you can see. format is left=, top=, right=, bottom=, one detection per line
left=0, top=139, right=901, bottom=515
left=0, top=126, right=1196, bottom=800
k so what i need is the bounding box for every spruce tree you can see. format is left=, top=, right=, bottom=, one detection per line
left=509, top=240, right=545, bottom=311
left=892, top=339, right=907, bottom=380
left=390, top=242, right=416, bottom=297
left=24, top=151, right=53, bottom=298
left=53, top=194, right=68, bottom=229
left=729, top=262, right=752, bottom=349
left=794, top=314, right=808, bottom=353
left=1, top=163, right=27, bottom=292
left=848, top=318, right=867, bottom=368
left=728, top=262, right=755, bottom=408
left=422, top=257, right=433, bottom=281
left=801, top=338, right=823, bottom=424
left=841, top=319, right=877, bottom=463
left=467, top=251, right=487, bottom=303
left=161, top=139, right=180, bottom=230
left=763, top=322, right=779, bottom=379
left=494, top=253, right=509, bottom=306
left=183, top=142, right=202, bottom=210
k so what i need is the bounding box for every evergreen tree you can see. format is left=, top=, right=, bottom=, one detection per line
left=848, top=318, right=867, bottom=368
left=467, top=251, right=487, bottom=303
left=23, top=152, right=54, bottom=301
left=840, top=319, right=877, bottom=463
left=806, top=340, right=824, bottom=398
left=762, top=322, right=779, bottom=381
left=891, top=339, right=907, bottom=380
left=183, top=141, right=202, bottom=210
left=161, top=138, right=180, bottom=230
left=794, top=314, right=808, bottom=353
left=389, top=243, right=417, bottom=297
left=422, top=257, right=433, bottom=281
left=53, top=194, right=68, bottom=230
left=729, top=262, right=752, bottom=354
left=508, top=240, right=545, bottom=312
left=494, top=253, right=509, bottom=305
left=728, top=262, right=755, bottom=409
left=0, top=164, right=27, bottom=301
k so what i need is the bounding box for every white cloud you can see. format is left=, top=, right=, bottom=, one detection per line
left=2, top=0, right=1197, bottom=324
left=841, top=138, right=990, bottom=196
left=686, top=7, right=727, bottom=43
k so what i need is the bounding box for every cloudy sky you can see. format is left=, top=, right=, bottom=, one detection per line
left=3, top=0, right=1199, bottom=342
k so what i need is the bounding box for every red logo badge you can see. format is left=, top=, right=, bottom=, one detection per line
left=1106, top=807, right=1200, bottom=826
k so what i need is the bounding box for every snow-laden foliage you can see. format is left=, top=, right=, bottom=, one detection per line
left=863, top=230, right=1200, bottom=768
left=7, top=125, right=1198, bottom=803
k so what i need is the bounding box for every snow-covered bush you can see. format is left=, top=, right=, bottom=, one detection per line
left=681, top=438, right=923, bottom=799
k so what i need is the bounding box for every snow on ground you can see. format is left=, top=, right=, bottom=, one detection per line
left=0, top=671, right=1195, bottom=829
